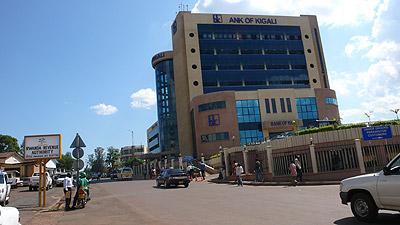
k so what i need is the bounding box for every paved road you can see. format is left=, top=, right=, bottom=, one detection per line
left=8, top=186, right=63, bottom=224
left=31, top=180, right=399, bottom=225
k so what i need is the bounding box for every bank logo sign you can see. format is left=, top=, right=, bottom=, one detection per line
left=24, top=134, right=62, bottom=160
left=213, top=14, right=223, bottom=23
left=212, top=14, right=278, bottom=25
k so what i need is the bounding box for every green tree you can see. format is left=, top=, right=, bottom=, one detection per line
left=0, top=134, right=20, bottom=153
left=57, top=152, right=74, bottom=171
left=106, top=146, right=121, bottom=169
left=88, top=147, right=106, bottom=174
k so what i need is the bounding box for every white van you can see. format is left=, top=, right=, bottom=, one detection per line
left=0, top=171, right=11, bottom=206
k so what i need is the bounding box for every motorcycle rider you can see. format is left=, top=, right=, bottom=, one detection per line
left=72, top=172, right=90, bottom=209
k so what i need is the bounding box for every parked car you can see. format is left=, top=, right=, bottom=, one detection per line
left=340, top=153, right=400, bottom=222
left=0, top=171, right=11, bottom=206
left=156, top=169, right=190, bottom=188
left=5, top=170, right=23, bottom=188
left=54, top=173, right=68, bottom=187
left=117, top=167, right=133, bottom=180
left=29, top=172, right=53, bottom=191
left=0, top=205, right=21, bottom=225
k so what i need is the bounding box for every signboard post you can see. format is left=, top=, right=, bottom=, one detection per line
left=70, top=133, right=86, bottom=188
left=24, top=134, right=62, bottom=207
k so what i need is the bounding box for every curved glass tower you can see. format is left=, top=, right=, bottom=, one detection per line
left=152, top=51, right=179, bottom=154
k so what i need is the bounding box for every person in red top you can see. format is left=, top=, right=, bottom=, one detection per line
left=289, top=160, right=298, bottom=186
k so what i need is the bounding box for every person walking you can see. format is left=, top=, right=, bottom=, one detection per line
left=63, top=173, right=73, bottom=211
left=199, top=161, right=206, bottom=181
left=254, top=159, right=264, bottom=182
left=289, top=160, right=298, bottom=186
left=235, top=163, right=244, bottom=187
left=295, top=157, right=303, bottom=182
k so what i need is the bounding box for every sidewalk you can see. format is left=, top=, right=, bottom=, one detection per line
left=209, top=179, right=340, bottom=186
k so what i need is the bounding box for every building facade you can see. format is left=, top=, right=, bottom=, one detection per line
left=147, top=121, right=161, bottom=154
left=120, top=145, right=145, bottom=162
left=152, top=12, right=340, bottom=158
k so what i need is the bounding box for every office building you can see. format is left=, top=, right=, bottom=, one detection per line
left=151, top=12, right=340, bottom=158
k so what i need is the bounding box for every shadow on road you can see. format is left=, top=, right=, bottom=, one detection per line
left=152, top=185, right=188, bottom=189
left=334, top=213, right=400, bottom=225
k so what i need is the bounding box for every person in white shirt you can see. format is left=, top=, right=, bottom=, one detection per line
left=235, top=163, right=244, bottom=187
left=63, top=173, right=73, bottom=210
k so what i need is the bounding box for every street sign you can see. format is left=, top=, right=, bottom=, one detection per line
left=183, top=155, right=194, bottom=162
left=73, top=159, right=85, bottom=171
left=72, top=147, right=84, bottom=159
left=24, top=134, right=62, bottom=160
left=70, top=133, right=86, bottom=148
left=362, top=126, right=392, bottom=140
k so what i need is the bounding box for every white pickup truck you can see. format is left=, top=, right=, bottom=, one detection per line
left=0, top=171, right=11, bottom=206
left=29, top=172, right=53, bottom=191
left=340, top=153, right=400, bottom=222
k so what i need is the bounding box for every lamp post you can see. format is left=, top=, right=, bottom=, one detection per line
left=364, top=111, right=373, bottom=126
left=390, top=109, right=400, bottom=120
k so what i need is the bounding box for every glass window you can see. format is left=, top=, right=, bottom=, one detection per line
left=325, top=97, right=338, bottom=105
left=286, top=98, right=292, bottom=112
left=265, top=99, right=271, bottom=114
left=296, top=97, right=318, bottom=120
left=271, top=98, right=277, bottom=113
left=236, top=100, right=263, bottom=145
left=280, top=98, right=286, bottom=113
left=199, top=101, right=226, bottom=112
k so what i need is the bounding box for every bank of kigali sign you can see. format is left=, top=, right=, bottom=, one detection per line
left=213, top=14, right=277, bottom=25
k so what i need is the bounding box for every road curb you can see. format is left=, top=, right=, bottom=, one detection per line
left=208, top=179, right=340, bottom=186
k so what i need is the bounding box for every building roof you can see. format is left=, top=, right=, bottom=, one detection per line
left=0, top=152, right=25, bottom=164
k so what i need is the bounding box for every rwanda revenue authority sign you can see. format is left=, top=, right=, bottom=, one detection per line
left=24, top=134, right=62, bottom=160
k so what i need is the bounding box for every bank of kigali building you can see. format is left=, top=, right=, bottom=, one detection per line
left=150, top=12, right=340, bottom=158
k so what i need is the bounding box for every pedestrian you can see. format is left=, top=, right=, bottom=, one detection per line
left=186, top=163, right=194, bottom=180
left=254, top=159, right=264, bottom=182
left=289, top=160, right=298, bottom=186
left=235, top=163, right=244, bottom=187
left=63, top=173, right=73, bottom=211
left=143, top=167, right=147, bottom=180
left=199, top=161, right=206, bottom=181
left=232, top=160, right=237, bottom=176
left=295, top=157, right=303, bottom=182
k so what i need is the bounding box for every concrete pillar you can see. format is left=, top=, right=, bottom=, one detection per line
left=243, top=150, right=250, bottom=174
left=355, top=139, right=366, bottom=174
left=171, top=159, right=175, bottom=168
left=309, top=144, right=318, bottom=173
left=266, top=145, right=274, bottom=175
left=158, top=161, right=161, bottom=169
left=224, top=149, right=230, bottom=177
left=179, top=157, right=183, bottom=169
left=164, top=158, right=168, bottom=169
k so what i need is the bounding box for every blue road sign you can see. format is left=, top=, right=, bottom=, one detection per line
left=183, top=156, right=194, bottom=162
left=362, top=126, right=392, bottom=140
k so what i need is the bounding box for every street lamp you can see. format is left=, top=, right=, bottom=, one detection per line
left=390, top=109, right=400, bottom=120
left=364, top=111, right=373, bottom=125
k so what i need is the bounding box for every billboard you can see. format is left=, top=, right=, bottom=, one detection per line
left=24, top=134, right=62, bottom=160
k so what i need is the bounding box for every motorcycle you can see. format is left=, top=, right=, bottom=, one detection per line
left=77, top=187, right=87, bottom=208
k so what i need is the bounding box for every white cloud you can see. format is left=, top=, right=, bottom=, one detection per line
left=192, top=0, right=383, bottom=27
left=90, top=103, right=118, bottom=116
left=130, top=88, right=157, bottom=109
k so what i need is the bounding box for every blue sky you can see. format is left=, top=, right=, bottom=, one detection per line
left=1, top=0, right=399, bottom=159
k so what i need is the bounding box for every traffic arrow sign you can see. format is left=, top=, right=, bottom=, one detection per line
left=70, top=133, right=86, bottom=148
left=72, top=147, right=84, bottom=159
